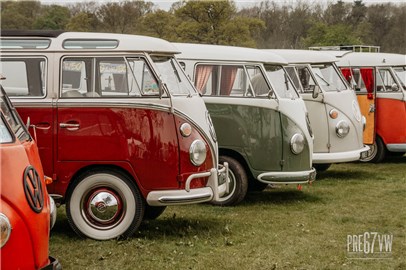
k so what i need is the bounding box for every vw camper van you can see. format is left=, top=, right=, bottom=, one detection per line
left=266, top=50, right=369, bottom=171
left=0, top=86, right=60, bottom=269
left=332, top=51, right=406, bottom=162
left=175, top=43, right=316, bottom=206
left=0, top=31, right=228, bottom=240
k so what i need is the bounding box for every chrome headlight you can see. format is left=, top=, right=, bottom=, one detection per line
left=0, top=213, right=12, bottom=248
left=290, top=133, right=305, bottom=155
left=206, top=111, right=217, bottom=142
left=49, top=196, right=57, bottom=230
left=361, top=116, right=366, bottom=131
left=189, top=140, right=207, bottom=166
left=336, top=120, right=350, bottom=138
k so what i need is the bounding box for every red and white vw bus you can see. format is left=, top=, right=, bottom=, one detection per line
left=332, top=51, right=406, bottom=162
left=0, top=31, right=228, bottom=240
left=0, top=86, right=61, bottom=269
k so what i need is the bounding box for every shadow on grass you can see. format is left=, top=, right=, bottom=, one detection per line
left=138, top=217, right=224, bottom=240
left=243, top=189, right=323, bottom=205
left=383, top=154, right=406, bottom=164
left=316, top=169, right=376, bottom=181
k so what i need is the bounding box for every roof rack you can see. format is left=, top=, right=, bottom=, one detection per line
left=309, top=45, right=380, bottom=53
left=0, top=30, right=65, bottom=38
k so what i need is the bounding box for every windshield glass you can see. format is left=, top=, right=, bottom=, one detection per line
left=393, top=66, right=406, bottom=90
left=264, top=65, right=299, bottom=98
left=311, top=63, right=347, bottom=92
left=151, top=56, right=195, bottom=95
left=0, top=86, right=30, bottom=142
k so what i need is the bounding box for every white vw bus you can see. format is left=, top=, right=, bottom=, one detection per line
left=175, top=43, right=316, bottom=206
left=266, top=50, right=369, bottom=171
left=0, top=31, right=228, bottom=240
left=331, top=51, right=406, bottom=162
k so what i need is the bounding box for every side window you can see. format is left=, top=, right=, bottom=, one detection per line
left=377, top=69, right=398, bottom=92
left=0, top=58, right=46, bottom=97
left=61, top=56, right=157, bottom=98
left=285, top=66, right=302, bottom=92
left=297, top=66, right=315, bottom=93
left=62, top=59, right=92, bottom=97
left=127, top=58, right=159, bottom=96
left=246, top=66, right=270, bottom=96
left=195, top=64, right=249, bottom=97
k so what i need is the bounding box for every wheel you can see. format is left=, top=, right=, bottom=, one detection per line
left=248, top=178, right=268, bottom=192
left=314, top=163, right=331, bottom=172
left=144, top=205, right=166, bottom=220
left=361, top=136, right=386, bottom=163
left=66, top=169, right=144, bottom=240
left=211, top=156, right=248, bottom=206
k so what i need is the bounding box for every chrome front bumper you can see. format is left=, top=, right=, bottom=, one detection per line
left=146, top=163, right=229, bottom=206
left=257, top=167, right=316, bottom=185
left=313, top=145, right=370, bottom=164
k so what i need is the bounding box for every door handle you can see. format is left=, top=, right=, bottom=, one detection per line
left=34, top=122, right=51, bottom=130
left=369, top=104, right=375, bottom=113
left=59, top=122, right=80, bottom=131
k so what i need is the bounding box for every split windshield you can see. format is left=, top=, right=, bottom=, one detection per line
left=310, top=63, right=347, bottom=92
left=151, top=56, right=195, bottom=96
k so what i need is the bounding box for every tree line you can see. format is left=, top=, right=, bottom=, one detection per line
left=1, top=0, right=405, bottom=53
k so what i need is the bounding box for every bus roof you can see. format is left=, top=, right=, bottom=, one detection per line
left=0, top=31, right=179, bottom=54
left=331, top=52, right=406, bottom=67
left=264, top=49, right=337, bottom=64
left=173, top=43, right=288, bottom=65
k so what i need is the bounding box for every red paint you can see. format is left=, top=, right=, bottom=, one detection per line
left=15, top=105, right=215, bottom=200
left=376, top=98, right=406, bottom=144
left=0, top=131, right=53, bottom=269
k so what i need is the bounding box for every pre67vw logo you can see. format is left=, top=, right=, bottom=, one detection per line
left=347, top=232, right=393, bottom=258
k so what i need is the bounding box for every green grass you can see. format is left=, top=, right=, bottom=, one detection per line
left=50, top=156, right=406, bottom=270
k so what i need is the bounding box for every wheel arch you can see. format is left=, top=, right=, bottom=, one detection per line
left=219, top=148, right=255, bottom=181
left=64, top=164, right=140, bottom=203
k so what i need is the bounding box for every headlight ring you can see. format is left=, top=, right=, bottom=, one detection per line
left=0, top=213, right=12, bottom=248
left=189, top=140, right=207, bottom=166
left=290, top=133, right=305, bottom=155
left=336, top=120, right=350, bottom=138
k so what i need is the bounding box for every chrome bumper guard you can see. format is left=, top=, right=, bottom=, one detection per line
left=257, top=167, right=316, bottom=185
left=146, top=162, right=229, bottom=206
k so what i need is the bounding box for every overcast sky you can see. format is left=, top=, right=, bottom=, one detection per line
left=40, top=0, right=406, bottom=11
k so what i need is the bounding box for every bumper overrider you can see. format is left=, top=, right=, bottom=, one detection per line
left=146, top=163, right=229, bottom=206
left=313, top=145, right=370, bottom=164
left=257, top=167, right=316, bottom=185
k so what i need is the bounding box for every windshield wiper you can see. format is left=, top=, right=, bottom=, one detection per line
left=315, top=73, right=330, bottom=86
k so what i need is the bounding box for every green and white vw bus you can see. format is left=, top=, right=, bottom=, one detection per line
left=266, top=50, right=369, bottom=171
left=174, top=43, right=316, bottom=206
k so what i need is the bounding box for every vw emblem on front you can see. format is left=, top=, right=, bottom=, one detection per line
left=23, top=165, right=44, bottom=213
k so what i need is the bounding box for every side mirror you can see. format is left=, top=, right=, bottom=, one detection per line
left=312, top=85, right=320, bottom=99
left=268, top=89, right=274, bottom=99
left=391, top=83, right=399, bottom=92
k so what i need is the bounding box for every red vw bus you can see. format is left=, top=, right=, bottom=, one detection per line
left=0, top=31, right=228, bottom=240
left=0, top=86, right=61, bottom=269
left=332, top=51, right=406, bottom=162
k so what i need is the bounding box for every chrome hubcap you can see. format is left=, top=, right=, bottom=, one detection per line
left=84, top=189, right=123, bottom=227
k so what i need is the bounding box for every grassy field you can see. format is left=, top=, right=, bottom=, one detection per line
left=50, top=156, right=406, bottom=270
